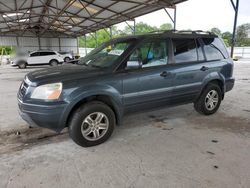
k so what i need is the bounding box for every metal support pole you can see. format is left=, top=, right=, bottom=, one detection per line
left=164, top=7, right=177, bottom=30
left=133, top=20, right=136, bottom=35
left=230, top=0, right=239, bottom=58
left=110, top=27, right=112, bottom=39
left=38, top=36, right=41, bottom=50
left=84, top=34, right=87, bottom=56
left=58, top=38, right=61, bottom=51
left=16, top=37, right=19, bottom=48
left=95, top=32, right=98, bottom=47
left=76, top=37, right=79, bottom=55
left=174, top=7, right=177, bottom=30
left=125, top=21, right=135, bottom=35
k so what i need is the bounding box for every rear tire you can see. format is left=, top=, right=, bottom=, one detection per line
left=18, top=61, right=27, bottom=69
left=64, top=57, right=70, bottom=62
left=50, top=59, right=58, bottom=66
left=194, top=83, right=222, bottom=115
left=69, top=101, right=116, bottom=147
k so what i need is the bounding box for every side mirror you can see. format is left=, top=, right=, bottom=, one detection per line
left=126, top=61, right=141, bottom=70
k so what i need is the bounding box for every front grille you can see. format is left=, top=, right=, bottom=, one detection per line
left=19, top=81, right=29, bottom=98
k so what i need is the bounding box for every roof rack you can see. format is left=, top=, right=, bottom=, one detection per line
left=144, top=29, right=215, bottom=36
left=147, top=29, right=175, bottom=34
left=176, top=30, right=214, bottom=35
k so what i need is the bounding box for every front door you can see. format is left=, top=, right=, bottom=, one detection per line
left=122, top=39, right=174, bottom=113
left=27, top=52, right=41, bottom=65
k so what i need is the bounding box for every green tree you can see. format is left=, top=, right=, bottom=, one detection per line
left=211, top=27, right=222, bottom=36
left=0, top=46, right=15, bottom=55
left=222, top=31, right=232, bottom=47
left=79, top=29, right=111, bottom=48
left=123, top=22, right=158, bottom=34
left=159, top=23, right=173, bottom=31
left=236, top=23, right=250, bottom=46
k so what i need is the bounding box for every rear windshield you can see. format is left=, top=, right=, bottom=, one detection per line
left=202, top=37, right=229, bottom=61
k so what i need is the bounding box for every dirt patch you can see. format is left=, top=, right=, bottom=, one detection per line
left=188, top=113, right=250, bottom=135
left=1, top=77, right=25, bottom=81
left=0, top=127, right=68, bottom=155
left=147, top=112, right=250, bottom=135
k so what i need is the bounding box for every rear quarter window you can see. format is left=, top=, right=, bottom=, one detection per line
left=172, top=38, right=199, bottom=63
left=202, top=37, right=229, bottom=61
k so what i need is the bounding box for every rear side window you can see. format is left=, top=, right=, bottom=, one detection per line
left=172, top=38, right=199, bottom=63
left=202, top=37, right=229, bottom=60
left=40, top=52, right=56, bottom=56
left=30, top=52, right=40, bottom=57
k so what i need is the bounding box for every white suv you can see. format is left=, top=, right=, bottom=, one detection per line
left=11, top=50, right=64, bottom=69
left=58, top=51, right=74, bottom=62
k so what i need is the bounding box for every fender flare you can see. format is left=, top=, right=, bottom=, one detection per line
left=59, top=85, right=123, bottom=128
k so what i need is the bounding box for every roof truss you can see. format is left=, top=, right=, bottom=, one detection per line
left=0, top=0, right=187, bottom=37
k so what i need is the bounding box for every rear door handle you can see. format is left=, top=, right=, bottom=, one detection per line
left=160, top=71, right=171, bottom=77
left=200, top=66, right=209, bottom=71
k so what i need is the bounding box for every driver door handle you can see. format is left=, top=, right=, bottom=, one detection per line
left=200, top=66, right=209, bottom=71
left=160, top=71, right=171, bottom=77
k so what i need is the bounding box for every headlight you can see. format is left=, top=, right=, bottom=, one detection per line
left=31, top=83, right=62, bottom=100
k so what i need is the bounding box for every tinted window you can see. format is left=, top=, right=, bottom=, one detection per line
left=78, top=40, right=132, bottom=68
left=127, top=40, right=168, bottom=69
left=203, top=37, right=228, bottom=60
left=197, top=39, right=205, bottom=61
left=172, top=38, right=198, bottom=63
left=40, top=52, right=56, bottom=56
left=30, top=52, right=40, bottom=57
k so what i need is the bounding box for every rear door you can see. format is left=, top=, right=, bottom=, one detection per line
left=27, top=52, right=41, bottom=65
left=40, top=51, right=55, bottom=64
left=121, top=38, right=175, bottom=112
left=170, top=37, right=209, bottom=103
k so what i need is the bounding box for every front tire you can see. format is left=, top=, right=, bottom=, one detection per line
left=69, top=101, right=116, bottom=147
left=50, top=60, right=58, bottom=66
left=18, top=61, right=27, bottom=69
left=64, top=57, right=70, bottom=62
left=194, top=83, right=222, bottom=115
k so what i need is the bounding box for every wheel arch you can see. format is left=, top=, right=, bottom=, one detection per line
left=199, top=72, right=226, bottom=101
left=49, top=59, right=59, bottom=63
left=65, top=94, right=122, bottom=128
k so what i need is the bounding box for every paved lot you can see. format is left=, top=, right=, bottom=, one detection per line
left=0, top=62, right=250, bottom=188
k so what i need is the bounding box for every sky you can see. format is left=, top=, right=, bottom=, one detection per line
left=116, top=0, right=250, bottom=33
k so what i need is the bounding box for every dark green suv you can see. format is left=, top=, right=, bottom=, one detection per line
left=18, top=31, right=234, bottom=147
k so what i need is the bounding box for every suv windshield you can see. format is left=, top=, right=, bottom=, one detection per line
left=78, top=39, right=134, bottom=68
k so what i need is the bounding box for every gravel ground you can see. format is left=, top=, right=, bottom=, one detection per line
left=0, top=61, right=250, bottom=188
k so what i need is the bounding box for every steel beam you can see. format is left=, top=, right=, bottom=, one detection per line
left=110, top=27, right=113, bottom=39
left=84, top=35, right=87, bottom=55
left=230, top=0, right=239, bottom=58
left=58, top=38, right=61, bottom=51
left=164, top=7, right=177, bottom=30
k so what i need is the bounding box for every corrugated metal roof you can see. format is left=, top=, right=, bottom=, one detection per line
left=0, top=0, right=187, bottom=37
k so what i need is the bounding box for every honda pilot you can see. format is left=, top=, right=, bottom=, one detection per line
left=17, top=31, right=234, bottom=147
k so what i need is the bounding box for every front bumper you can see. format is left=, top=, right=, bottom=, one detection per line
left=18, top=98, right=68, bottom=132
left=11, top=61, right=17, bottom=66
left=225, top=77, right=235, bottom=92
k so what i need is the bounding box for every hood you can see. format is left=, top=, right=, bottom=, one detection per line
left=26, top=64, right=108, bottom=84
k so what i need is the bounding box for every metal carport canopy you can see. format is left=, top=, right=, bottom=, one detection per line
left=0, top=0, right=186, bottom=38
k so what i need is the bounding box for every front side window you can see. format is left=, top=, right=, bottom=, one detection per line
left=30, top=52, right=40, bottom=57
left=126, top=40, right=168, bottom=69
left=78, top=40, right=133, bottom=68
left=203, top=37, right=228, bottom=61
left=172, top=38, right=198, bottom=63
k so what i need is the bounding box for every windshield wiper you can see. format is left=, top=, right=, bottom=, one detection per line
left=80, top=62, right=88, bottom=66
left=89, top=64, right=102, bottom=68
